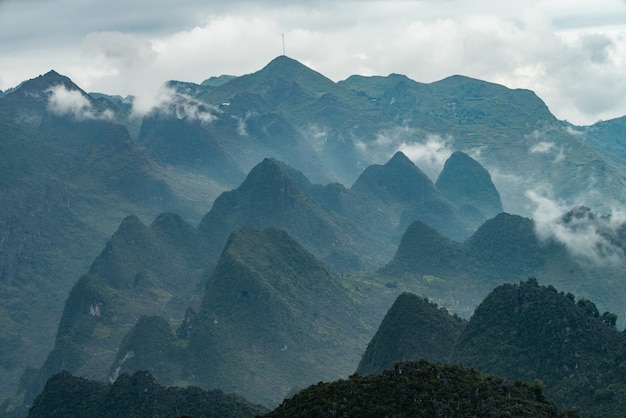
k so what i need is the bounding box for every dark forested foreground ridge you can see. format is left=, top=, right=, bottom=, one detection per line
left=453, top=279, right=626, bottom=418
left=27, top=370, right=268, bottom=418
left=265, top=360, right=578, bottom=417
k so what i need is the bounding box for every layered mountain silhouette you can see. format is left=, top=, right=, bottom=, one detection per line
left=378, top=209, right=626, bottom=320
left=10, top=213, right=210, bottom=415
left=0, top=70, right=192, bottom=402
left=351, top=151, right=473, bottom=241
left=3, top=55, right=626, bottom=416
left=7, top=149, right=500, bottom=414
left=77, top=226, right=368, bottom=407
left=198, top=157, right=382, bottom=272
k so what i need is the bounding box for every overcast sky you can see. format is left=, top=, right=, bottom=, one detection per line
left=1, top=0, right=625, bottom=125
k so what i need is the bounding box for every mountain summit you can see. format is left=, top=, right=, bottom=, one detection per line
left=436, top=151, right=503, bottom=222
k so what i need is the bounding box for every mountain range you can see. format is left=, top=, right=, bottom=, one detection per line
left=2, top=55, right=626, bottom=416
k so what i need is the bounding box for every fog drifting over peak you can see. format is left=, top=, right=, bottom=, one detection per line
left=47, top=85, right=113, bottom=121
left=526, top=189, right=626, bottom=265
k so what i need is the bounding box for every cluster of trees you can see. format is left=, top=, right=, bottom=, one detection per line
left=27, top=370, right=268, bottom=418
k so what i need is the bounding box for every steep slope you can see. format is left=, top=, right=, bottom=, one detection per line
left=356, top=292, right=466, bottom=376
left=266, top=360, right=576, bottom=417
left=177, top=55, right=342, bottom=183
left=184, top=226, right=368, bottom=406
left=452, top=279, right=626, bottom=417
left=9, top=213, right=209, bottom=415
left=108, top=315, right=181, bottom=383
left=28, top=370, right=268, bottom=418
left=435, top=150, right=503, bottom=223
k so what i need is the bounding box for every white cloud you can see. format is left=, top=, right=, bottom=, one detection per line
left=526, top=189, right=626, bottom=265
left=529, top=140, right=566, bottom=164
left=46, top=84, right=112, bottom=120
left=397, top=135, right=453, bottom=181
left=136, top=86, right=219, bottom=124
left=530, top=141, right=556, bottom=154
left=352, top=126, right=453, bottom=180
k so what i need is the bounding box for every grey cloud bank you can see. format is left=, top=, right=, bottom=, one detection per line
left=1, top=0, right=625, bottom=125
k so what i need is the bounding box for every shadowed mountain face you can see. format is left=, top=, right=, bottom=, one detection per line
left=7, top=150, right=497, bottom=415
left=356, top=292, right=466, bottom=376
left=350, top=151, right=474, bottom=242
left=378, top=210, right=626, bottom=322
left=101, top=226, right=368, bottom=407
left=12, top=213, right=211, bottom=413
left=355, top=280, right=626, bottom=416
left=0, top=71, right=191, bottom=403
left=436, top=150, right=503, bottom=223
left=185, top=226, right=368, bottom=406
left=28, top=370, right=268, bottom=418
left=198, top=157, right=389, bottom=272
left=452, top=279, right=626, bottom=417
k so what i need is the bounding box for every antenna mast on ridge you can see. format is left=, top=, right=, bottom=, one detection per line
left=282, top=33, right=286, bottom=56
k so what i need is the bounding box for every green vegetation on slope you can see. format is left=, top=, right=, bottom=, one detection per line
left=452, top=279, right=626, bottom=417
left=357, top=292, right=466, bottom=376
left=186, top=226, right=369, bottom=406
left=27, top=370, right=268, bottom=418
left=264, top=360, right=577, bottom=417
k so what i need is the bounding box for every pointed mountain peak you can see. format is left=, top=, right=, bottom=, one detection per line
left=3, top=69, right=102, bottom=122
left=357, top=292, right=466, bottom=375
left=380, top=219, right=464, bottom=277
left=435, top=151, right=503, bottom=220
left=259, top=56, right=331, bottom=86
left=220, top=225, right=307, bottom=262
left=16, top=69, right=83, bottom=96
left=351, top=151, right=440, bottom=205
left=213, top=56, right=338, bottom=100
left=116, top=215, right=149, bottom=236
left=238, top=157, right=291, bottom=189
left=262, top=55, right=309, bottom=72
left=386, top=150, right=416, bottom=168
